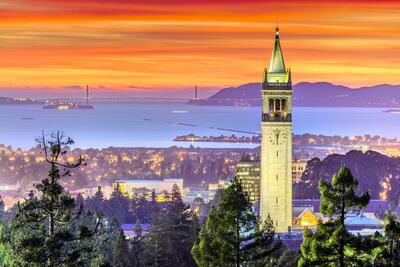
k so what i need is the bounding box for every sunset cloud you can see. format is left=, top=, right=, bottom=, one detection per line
left=0, top=0, right=399, bottom=90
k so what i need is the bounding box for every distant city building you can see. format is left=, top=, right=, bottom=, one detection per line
left=260, top=27, right=293, bottom=233
left=235, top=158, right=260, bottom=203
left=183, top=190, right=216, bottom=203
left=208, top=180, right=230, bottom=191
left=0, top=181, right=21, bottom=192
left=113, top=178, right=184, bottom=201
left=292, top=159, right=308, bottom=183
left=234, top=158, right=307, bottom=203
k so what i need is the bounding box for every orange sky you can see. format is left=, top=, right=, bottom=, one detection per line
left=1, top=0, right=400, bottom=90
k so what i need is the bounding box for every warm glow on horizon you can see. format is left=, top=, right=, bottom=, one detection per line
left=1, top=0, right=400, bottom=90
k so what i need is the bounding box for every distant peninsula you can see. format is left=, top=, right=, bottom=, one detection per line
left=188, top=82, right=400, bottom=107
left=0, top=97, right=42, bottom=105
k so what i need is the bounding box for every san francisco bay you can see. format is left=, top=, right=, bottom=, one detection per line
left=0, top=102, right=399, bottom=149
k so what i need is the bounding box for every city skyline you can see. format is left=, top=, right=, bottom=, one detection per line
left=1, top=0, right=400, bottom=91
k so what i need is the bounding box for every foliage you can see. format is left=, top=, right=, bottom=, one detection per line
left=113, top=230, right=130, bottom=267
left=143, top=184, right=197, bottom=267
left=372, top=212, right=400, bottom=266
left=7, top=132, right=100, bottom=266
left=192, top=177, right=283, bottom=267
left=299, top=166, right=371, bottom=267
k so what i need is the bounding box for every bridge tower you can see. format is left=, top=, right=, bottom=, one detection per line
left=86, top=85, right=89, bottom=105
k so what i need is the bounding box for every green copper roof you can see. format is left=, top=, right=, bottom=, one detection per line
left=268, top=27, right=286, bottom=73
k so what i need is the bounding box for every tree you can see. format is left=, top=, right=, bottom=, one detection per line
left=143, top=184, right=197, bottom=267
left=105, top=184, right=132, bottom=223
left=130, top=219, right=145, bottom=267
left=113, top=230, right=130, bottom=267
left=86, top=185, right=105, bottom=213
left=142, top=203, right=171, bottom=267
left=192, top=205, right=220, bottom=267
left=193, top=177, right=282, bottom=267
left=89, top=218, right=119, bottom=267
left=299, top=166, right=371, bottom=267
left=373, top=212, right=400, bottom=266
left=0, top=196, right=5, bottom=222
left=8, top=132, right=100, bottom=266
left=0, top=224, right=16, bottom=266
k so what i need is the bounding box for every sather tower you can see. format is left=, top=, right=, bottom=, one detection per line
left=260, top=27, right=292, bottom=233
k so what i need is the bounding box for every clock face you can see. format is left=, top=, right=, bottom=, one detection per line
left=269, top=129, right=287, bottom=145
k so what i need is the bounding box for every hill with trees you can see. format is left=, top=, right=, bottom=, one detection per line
left=189, top=82, right=400, bottom=107
left=294, top=150, right=400, bottom=205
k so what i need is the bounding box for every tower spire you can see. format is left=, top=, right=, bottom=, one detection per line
left=269, top=27, right=286, bottom=73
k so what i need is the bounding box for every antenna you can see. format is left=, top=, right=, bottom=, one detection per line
left=86, top=85, right=89, bottom=105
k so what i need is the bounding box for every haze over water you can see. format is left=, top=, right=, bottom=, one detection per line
left=0, top=102, right=398, bottom=149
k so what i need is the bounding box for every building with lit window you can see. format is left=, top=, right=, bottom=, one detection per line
left=236, top=159, right=261, bottom=203
left=292, top=159, right=308, bottom=183
left=113, top=178, right=183, bottom=201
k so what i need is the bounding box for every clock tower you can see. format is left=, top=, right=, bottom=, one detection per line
left=260, top=27, right=292, bottom=233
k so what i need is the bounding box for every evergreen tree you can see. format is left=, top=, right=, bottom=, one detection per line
left=89, top=220, right=119, bottom=267
left=299, top=166, right=371, bottom=267
left=193, top=177, right=282, bottom=267
left=192, top=206, right=220, bottom=267
left=142, top=204, right=171, bottom=266
left=87, top=186, right=105, bottom=213
left=0, top=196, right=5, bottom=222
left=113, top=230, right=130, bottom=267
left=373, top=212, right=400, bottom=266
left=7, top=132, right=100, bottom=266
left=106, top=184, right=131, bottom=223
left=143, top=184, right=197, bottom=267
left=130, top=219, right=145, bottom=267
left=0, top=224, right=16, bottom=266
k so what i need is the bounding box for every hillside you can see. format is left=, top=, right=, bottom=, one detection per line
left=188, top=82, right=400, bottom=107
left=294, top=150, right=400, bottom=203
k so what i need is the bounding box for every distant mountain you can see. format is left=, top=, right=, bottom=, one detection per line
left=294, top=150, right=400, bottom=204
left=188, top=82, right=400, bottom=107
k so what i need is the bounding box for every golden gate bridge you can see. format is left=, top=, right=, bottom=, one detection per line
left=33, top=86, right=205, bottom=102
left=32, top=85, right=262, bottom=102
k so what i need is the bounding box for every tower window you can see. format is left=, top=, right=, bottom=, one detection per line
left=275, top=99, right=281, bottom=110
left=276, top=150, right=279, bottom=157
left=269, top=99, right=274, bottom=112
left=276, top=174, right=278, bottom=181
left=282, top=98, right=287, bottom=111
left=276, top=197, right=278, bottom=204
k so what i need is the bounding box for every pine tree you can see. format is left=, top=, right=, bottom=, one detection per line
left=113, top=230, right=130, bottom=267
left=192, top=206, right=220, bottom=267
left=143, top=184, right=197, bottom=267
left=373, top=212, right=400, bottom=266
left=89, top=219, right=119, bottom=267
left=87, top=186, right=105, bottom=213
left=0, top=224, right=16, bottom=266
left=0, top=196, right=5, bottom=222
left=7, top=132, right=101, bottom=266
left=192, top=177, right=282, bottom=267
left=130, top=219, right=145, bottom=267
left=142, top=204, right=171, bottom=267
left=106, top=184, right=131, bottom=223
left=299, top=166, right=371, bottom=267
